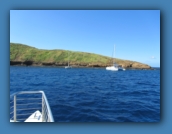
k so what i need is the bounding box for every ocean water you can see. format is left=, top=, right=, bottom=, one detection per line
left=10, top=66, right=160, bottom=122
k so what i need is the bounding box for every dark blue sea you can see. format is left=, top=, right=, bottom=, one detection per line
left=10, top=66, right=160, bottom=122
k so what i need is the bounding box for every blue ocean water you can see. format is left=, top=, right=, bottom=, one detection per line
left=10, top=66, right=160, bottom=122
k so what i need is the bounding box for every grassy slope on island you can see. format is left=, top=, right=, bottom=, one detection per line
left=10, top=43, right=111, bottom=64
left=10, top=43, right=151, bottom=69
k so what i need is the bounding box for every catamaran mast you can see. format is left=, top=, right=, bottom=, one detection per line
left=112, top=44, right=115, bottom=65
left=68, top=51, right=69, bottom=66
left=111, top=45, right=115, bottom=65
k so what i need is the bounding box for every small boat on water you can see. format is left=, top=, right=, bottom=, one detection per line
left=10, top=91, right=54, bottom=122
left=118, top=64, right=126, bottom=71
left=106, top=63, right=118, bottom=71
left=106, top=63, right=125, bottom=71
left=65, top=51, right=72, bottom=69
left=106, top=45, right=125, bottom=71
left=65, top=65, right=72, bottom=69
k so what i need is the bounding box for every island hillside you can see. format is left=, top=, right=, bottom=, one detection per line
left=10, top=43, right=151, bottom=69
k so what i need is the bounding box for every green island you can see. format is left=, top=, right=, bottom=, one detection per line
left=10, top=43, right=152, bottom=69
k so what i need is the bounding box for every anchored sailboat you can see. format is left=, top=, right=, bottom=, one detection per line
left=65, top=51, right=72, bottom=69
left=106, top=45, right=125, bottom=71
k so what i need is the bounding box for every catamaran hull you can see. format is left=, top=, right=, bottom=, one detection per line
left=106, top=66, right=125, bottom=71
left=65, top=66, right=72, bottom=69
left=106, top=67, right=118, bottom=71
left=118, top=68, right=126, bottom=71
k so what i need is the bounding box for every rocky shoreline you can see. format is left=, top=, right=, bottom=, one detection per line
left=10, top=61, right=153, bottom=70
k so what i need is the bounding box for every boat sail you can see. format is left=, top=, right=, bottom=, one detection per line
left=106, top=45, right=125, bottom=71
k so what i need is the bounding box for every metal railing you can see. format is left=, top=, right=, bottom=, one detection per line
left=10, top=91, right=54, bottom=122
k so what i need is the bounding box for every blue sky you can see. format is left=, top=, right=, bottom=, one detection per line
left=10, top=10, right=160, bottom=67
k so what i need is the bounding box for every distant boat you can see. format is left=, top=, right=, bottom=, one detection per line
left=106, top=45, right=125, bottom=71
left=117, top=64, right=126, bottom=71
left=65, top=66, right=72, bottom=69
left=65, top=51, right=72, bottom=69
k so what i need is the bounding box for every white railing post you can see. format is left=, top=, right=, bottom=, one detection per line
left=14, top=95, right=17, bottom=122
left=42, top=95, right=44, bottom=122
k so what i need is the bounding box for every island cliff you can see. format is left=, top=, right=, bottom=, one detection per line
left=10, top=43, right=151, bottom=69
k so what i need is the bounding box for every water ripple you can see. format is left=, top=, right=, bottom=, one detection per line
left=10, top=66, right=160, bottom=122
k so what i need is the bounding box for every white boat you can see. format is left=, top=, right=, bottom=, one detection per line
left=117, top=64, right=126, bottom=71
left=65, top=66, right=72, bottom=69
left=65, top=51, right=72, bottom=69
left=10, top=91, right=54, bottom=122
left=106, top=45, right=125, bottom=71
left=106, top=63, right=119, bottom=71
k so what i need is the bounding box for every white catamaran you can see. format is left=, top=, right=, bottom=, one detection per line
left=10, top=91, right=54, bottom=122
left=106, top=45, right=125, bottom=71
left=65, top=51, right=72, bottom=69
